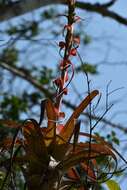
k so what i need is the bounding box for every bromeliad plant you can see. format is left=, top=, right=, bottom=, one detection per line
left=0, top=91, right=119, bottom=190
left=0, top=1, right=125, bottom=190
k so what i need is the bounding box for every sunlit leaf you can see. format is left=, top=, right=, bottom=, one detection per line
left=106, top=180, right=121, bottom=190
left=79, top=132, right=117, bottom=161
left=77, top=142, right=114, bottom=155
left=58, top=90, right=99, bottom=144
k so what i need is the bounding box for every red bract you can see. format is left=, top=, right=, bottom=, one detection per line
left=63, top=87, right=68, bottom=95
left=64, top=24, right=72, bottom=31
left=59, top=112, right=65, bottom=118
left=60, top=59, right=71, bottom=70
left=56, top=124, right=64, bottom=134
left=65, top=72, right=69, bottom=82
left=53, top=77, right=63, bottom=88
left=74, top=15, right=81, bottom=22
left=54, top=107, right=65, bottom=118
left=69, top=48, right=77, bottom=56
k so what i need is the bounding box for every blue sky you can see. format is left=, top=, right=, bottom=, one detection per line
left=77, top=1, right=127, bottom=189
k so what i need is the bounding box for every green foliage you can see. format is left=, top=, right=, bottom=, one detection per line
left=106, top=180, right=121, bottom=190
left=6, top=21, right=39, bottom=37
left=29, top=21, right=39, bottom=37
left=6, top=26, right=18, bottom=35
left=1, top=47, right=18, bottom=65
left=0, top=171, right=5, bottom=182
left=83, top=34, right=92, bottom=45
left=76, top=63, right=98, bottom=74
left=23, top=92, right=41, bottom=105
left=107, top=131, right=120, bottom=145
left=0, top=95, right=28, bottom=120
left=38, top=66, right=54, bottom=85
left=41, top=8, right=56, bottom=19
left=94, top=131, right=120, bottom=146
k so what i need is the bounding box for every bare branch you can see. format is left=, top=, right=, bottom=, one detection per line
left=0, top=0, right=127, bottom=27
left=76, top=1, right=127, bottom=26
left=0, top=61, right=52, bottom=98
left=63, top=100, right=127, bottom=134
left=101, top=0, right=117, bottom=8
left=0, top=0, right=64, bottom=22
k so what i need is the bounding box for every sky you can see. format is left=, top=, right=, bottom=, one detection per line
left=77, top=1, right=127, bottom=189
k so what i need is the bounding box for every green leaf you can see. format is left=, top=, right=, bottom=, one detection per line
left=106, top=180, right=121, bottom=190
left=83, top=34, right=92, bottom=44
left=1, top=47, right=19, bottom=65
left=76, top=63, right=98, bottom=75
left=41, top=8, right=56, bottom=19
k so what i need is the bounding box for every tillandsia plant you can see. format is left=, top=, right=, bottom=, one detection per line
left=0, top=1, right=126, bottom=190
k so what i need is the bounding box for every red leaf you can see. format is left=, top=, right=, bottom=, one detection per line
left=0, top=119, right=21, bottom=128
left=67, top=167, right=80, bottom=180
left=56, top=124, right=64, bottom=134
left=54, top=107, right=65, bottom=118
left=58, top=90, right=99, bottom=144
left=81, top=162, right=96, bottom=181
left=23, top=120, right=49, bottom=162
left=53, top=77, right=63, bottom=88
left=65, top=72, right=69, bottom=82
left=0, top=137, right=22, bottom=151
left=59, top=112, right=65, bottom=118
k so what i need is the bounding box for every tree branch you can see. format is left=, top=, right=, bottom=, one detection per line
left=0, top=61, right=52, bottom=98
left=0, top=0, right=64, bottom=22
left=100, top=0, right=117, bottom=8
left=76, top=1, right=127, bottom=26
left=0, top=0, right=127, bottom=27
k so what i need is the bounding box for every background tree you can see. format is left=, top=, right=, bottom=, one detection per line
left=0, top=0, right=127, bottom=189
